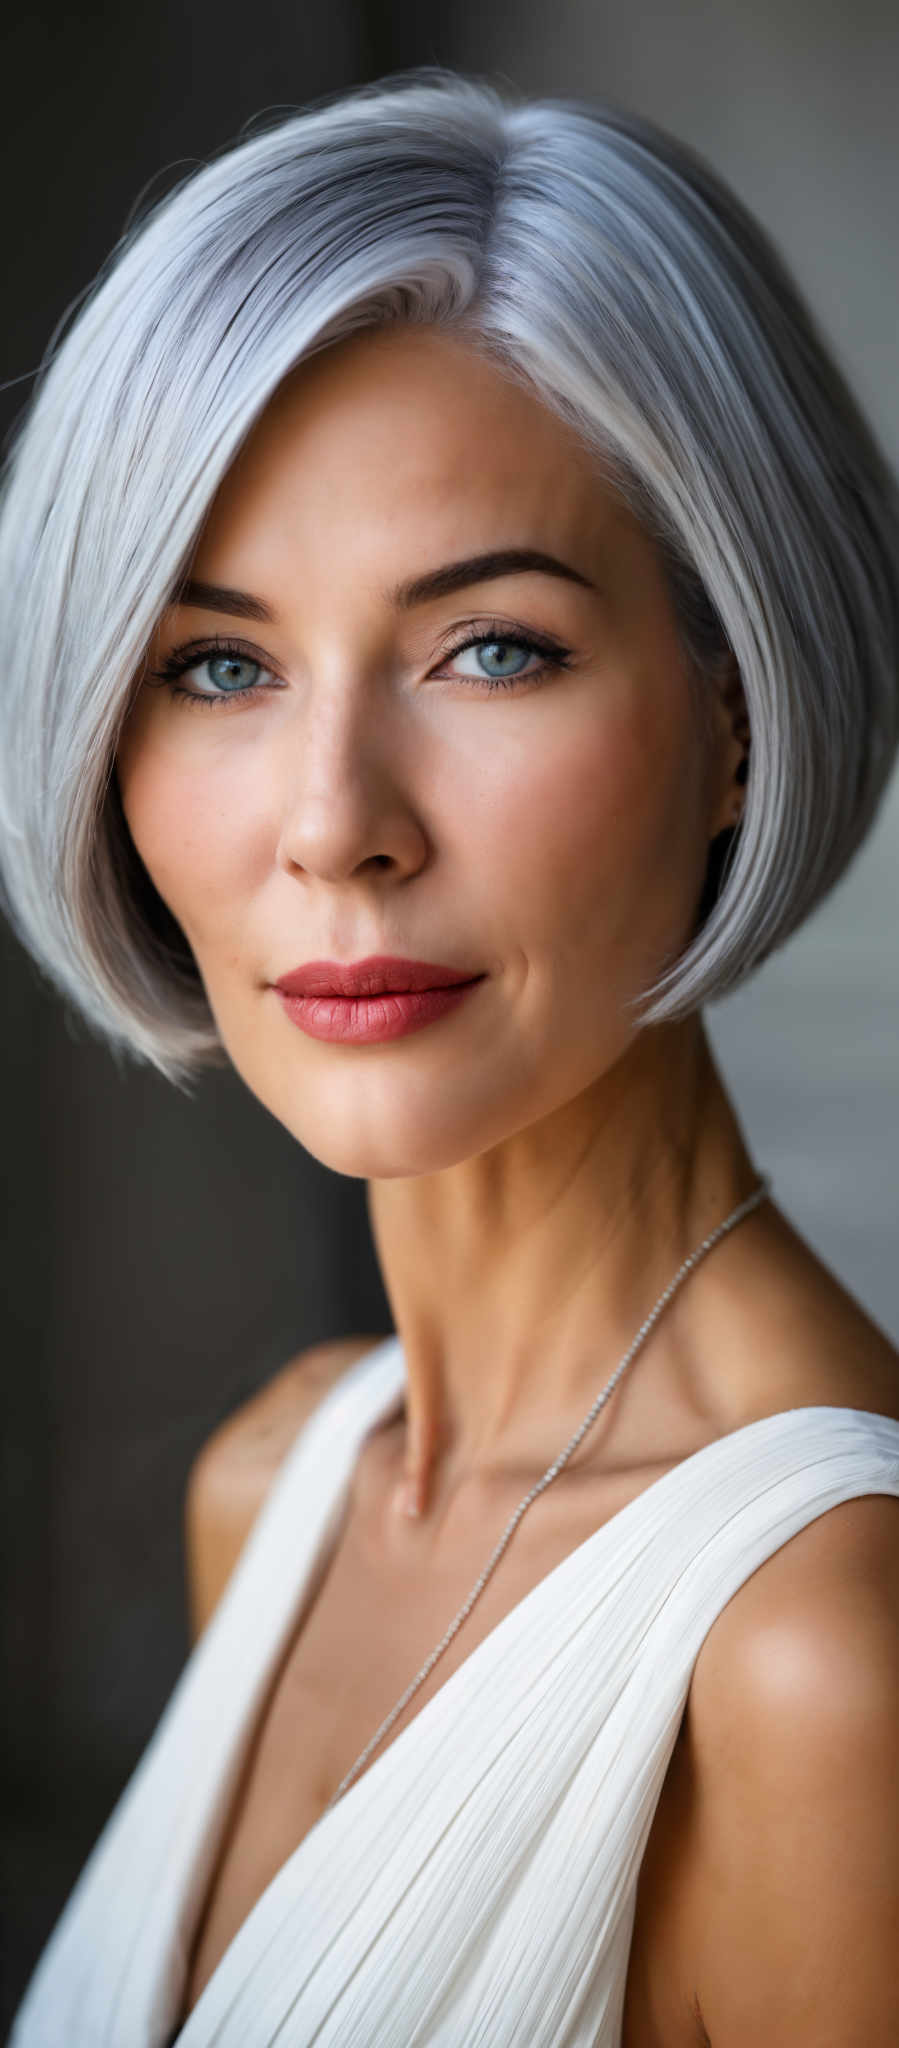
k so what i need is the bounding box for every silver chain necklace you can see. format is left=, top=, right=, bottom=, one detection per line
left=323, top=1173, right=772, bottom=1815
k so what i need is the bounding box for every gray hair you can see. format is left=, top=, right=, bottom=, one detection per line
left=1, top=67, right=897, bottom=1087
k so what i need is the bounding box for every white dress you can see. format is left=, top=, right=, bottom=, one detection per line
left=10, top=1335, right=899, bottom=2047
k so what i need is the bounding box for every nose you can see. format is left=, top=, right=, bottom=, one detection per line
left=273, top=680, right=428, bottom=886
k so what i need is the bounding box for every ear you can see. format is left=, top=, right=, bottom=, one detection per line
left=706, top=652, right=750, bottom=839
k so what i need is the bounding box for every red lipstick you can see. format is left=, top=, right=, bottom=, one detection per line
left=272, top=956, right=487, bottom=1043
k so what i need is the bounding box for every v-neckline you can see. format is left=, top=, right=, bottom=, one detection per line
left=300, top=1356, right=896, bottom=1807
left=174, top=1351, right=899, bottom=2041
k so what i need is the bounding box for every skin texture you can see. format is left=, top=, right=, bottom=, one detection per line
left=116, top=325, right=899, bottom=2040
left=117, top=322, right=757, bottom=1507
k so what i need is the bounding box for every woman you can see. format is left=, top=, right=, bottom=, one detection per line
left=3, top=68, right=898, bottom=2048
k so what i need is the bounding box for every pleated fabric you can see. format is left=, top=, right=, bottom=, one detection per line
left=10, top=1335, right=899, bottom=2047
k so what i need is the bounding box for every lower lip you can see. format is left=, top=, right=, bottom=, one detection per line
left=274, top=978, right=486, bottom=1043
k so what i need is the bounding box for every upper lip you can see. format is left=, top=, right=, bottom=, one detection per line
left=273, top=956, right=484, bottom=998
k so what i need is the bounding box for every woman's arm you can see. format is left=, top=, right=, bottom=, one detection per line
left=183, top=1336, right=385, bottom=1641
left=681, top=1492, right=899, bottom=2045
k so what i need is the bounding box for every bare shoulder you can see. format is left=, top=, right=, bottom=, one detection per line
left=692, top=1196, right=899, bottom=1661
left=692, top=1486, right=899, bottom=1725
left=189, top=1333, right=388, bottom=1478
left=691, top=1205, right=899, bottom=1860
left=625, top=1205, right=899, bottom=2041
left=673, top=1488, right=899, bottom=2043
left=184, top=1334, right=388, bottom=1638
left=624, top=1481, right=899, bottom=2046
left=700, top=1192, right=899, bottom=1426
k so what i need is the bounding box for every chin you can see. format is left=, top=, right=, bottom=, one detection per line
left=239, top=1068, right=517, bottom=1181
left=279, top=1117, right=491, bottom=1183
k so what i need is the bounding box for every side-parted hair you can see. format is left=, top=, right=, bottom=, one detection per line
left=1, top=68, right=897, bottom=1086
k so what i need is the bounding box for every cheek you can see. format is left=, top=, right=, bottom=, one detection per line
left=115, top=719, right=274, bottom=947
left=476, top=687, right=706, bottom=979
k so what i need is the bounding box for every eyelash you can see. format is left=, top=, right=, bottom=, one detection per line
left=146, top=621, right=573, bottom=711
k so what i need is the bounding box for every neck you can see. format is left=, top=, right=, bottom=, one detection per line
left=366, top=1013, right=765, bottom=1516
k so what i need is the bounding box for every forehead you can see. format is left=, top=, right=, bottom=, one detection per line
left=252, top=324, right=596, bottom=467
left=196, top=326, right=633, bottom=571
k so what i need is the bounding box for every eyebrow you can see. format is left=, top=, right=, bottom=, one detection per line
left=390, top=548, right=596, bottom=609
left=171, top=549, right=596, bottom=624
left=170, top=579, right=275, bottom=621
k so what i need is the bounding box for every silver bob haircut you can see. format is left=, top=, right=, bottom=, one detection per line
left=1, top=68, right=897, bottom=1087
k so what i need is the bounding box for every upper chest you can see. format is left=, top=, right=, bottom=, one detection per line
left=179, top=1432, right=709, bottom=2035
left=174, top=1296, right=899, bottom=2036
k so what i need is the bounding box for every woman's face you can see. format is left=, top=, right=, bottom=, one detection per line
left=116, top=326, right=740, bottom=1178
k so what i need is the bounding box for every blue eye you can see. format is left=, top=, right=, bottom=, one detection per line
left=147, top=641, right=276, bottom=708
left=202, top=654, right=262, bottom=693
left=147, top=619, right=572, bottom=711
left=442, top=625, right=571, bottom=690
left=471, top=640, right=534, bottom=678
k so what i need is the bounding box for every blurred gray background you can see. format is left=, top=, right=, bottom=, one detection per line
left=2, top=0, right=897, bottom=2026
